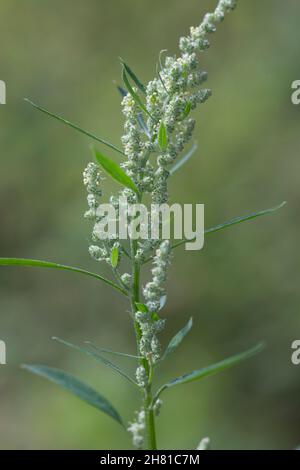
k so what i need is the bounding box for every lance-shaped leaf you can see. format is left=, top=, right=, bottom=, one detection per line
left=119, top=59, right=146, bottom=95
left=171, top=201, right=287, bottom=250
left=154, top=343, right=265, bottom=400
left=52, top=337, right=137, bottom=386
left=135, top=302, right=148, bottom=313
left=170, top=142, right=198, bottom=175
left=158, top=121, right=168, bottom=151
left=110, top=246, right=119, bottom=269
left=24, top=98, right=124, bottom=156
left=143, top=201, right=286, bottom=266
left=122, top=66, right=153, bottom=119
left=92, top=147, right=140, bottom=196
left=162, top=317, right=193, bottom=360
left=0, top=258, right=127, bottom=295
left=181, top=101, right=191, bottom=120
left=85, top=342, right=143, bottom=360
left=22, top=364, right=123, bottom=426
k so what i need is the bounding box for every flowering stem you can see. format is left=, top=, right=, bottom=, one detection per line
left=130, top=238, right=157, bottom=449
left=143, top=387, right=157, bottom=450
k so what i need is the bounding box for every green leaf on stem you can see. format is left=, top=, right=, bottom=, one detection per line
left=52, top=337, right=138, bottom=387
left=85, top=342, right=143, bottom=360
left=155, top=343, right=265, bottom=400
left=0, top=257, right=127, bottom=296
left=119, top=59, right=146, bottom=95
left=122, top=66, right=153, bottom=119
left=92, top=147, right=140, bottom=196
left=111, top=246, right=119, bottom=269
left=22, top=364, right=123, bottom=426
left=171, top=201, right=287, bottom=250
left=135, top=302, right=149, bottom=313
left=181, top=101, right=191, bottom=119
left=162, top=317, right=193, bottom=360
left=158, top=121, right=168, bottom=151
left=24, top=98, right=124, bottom=156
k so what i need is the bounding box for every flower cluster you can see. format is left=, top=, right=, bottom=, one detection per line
left=83, top=163, right=120, bottom=266
left=127, top=408, right=146, bottom=449
left=81, top=0, right=238, bottom=449
left=143, top=240, right=171, bottom=312
left=131, top=240, right=171, bottom=368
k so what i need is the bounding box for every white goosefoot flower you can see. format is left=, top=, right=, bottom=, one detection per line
left=128, top=409, right=146, bottom=449
left=135, top=365, right=148, bottom=388
left=83, top=163, right=121, bottom=267
left=80, top=0, right=238, bottom=447
left=143, top=240, right=171, bottom=312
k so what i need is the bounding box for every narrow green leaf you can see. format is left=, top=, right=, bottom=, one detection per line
left=158, top=121, right=168, bottom=151
left=155, top=343, right=265, bottom=400
left=122, top=66, right=153, bottom=119
left=135, top=302, right=149, bottom=313
left=171, top=202, right=287, bottom=250
left=24, top=98, right=124, bottom=156
left=52, top=337, right=137, bottom=386
left=156, top=64, right=169, bottom=95
left=182, top=101, right=191, bottom=119
left=111, top=246, right=119, bottom=269
left=22, top=364, right=123, bottom=425
left=170, top=142, right=198, bottom=175
left=162, top=317, right=193, bottom=360
left=0, top=257, right=127, bottom=296
left=120, top=59, right=146, bottom=94
left=85, top=342, right=143, bottom=360
left=92, top=147, right=140, bottom=196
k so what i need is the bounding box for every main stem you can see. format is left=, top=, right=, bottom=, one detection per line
left=130, top=239, right=157, bottom=450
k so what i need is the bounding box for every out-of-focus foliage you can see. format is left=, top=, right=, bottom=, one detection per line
left=0, top=0, right=299, bottom=450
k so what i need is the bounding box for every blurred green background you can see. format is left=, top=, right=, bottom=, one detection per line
left=0, top=0, right=299, bottom=450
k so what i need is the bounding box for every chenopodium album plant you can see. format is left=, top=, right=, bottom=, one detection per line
left=0, top=0, right=285, bottom=449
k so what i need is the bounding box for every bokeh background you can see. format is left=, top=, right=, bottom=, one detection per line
left=0, top=0, right=299, bottom=450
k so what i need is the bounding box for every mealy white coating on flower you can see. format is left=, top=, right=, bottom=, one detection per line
left=135, top=365, right=148, bottom=388
left=134, top=240, right=171, bottom=364
left=128, top=409, right=145, bottom=449
left=135, top=309, right=166, bottom=363
left=119, top=0, right=237, bottom=262
left=196, top=437, right=211, bottom=450
left=120, top=272, right=132, bottom=288
left=83, top=163, right=120, bottom=266
left=143, top=240, right=171, bottom=312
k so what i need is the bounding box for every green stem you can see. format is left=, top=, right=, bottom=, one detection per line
left=144, top=388, right=157, bottom=450
left=130, top=238, right=157, bottom=450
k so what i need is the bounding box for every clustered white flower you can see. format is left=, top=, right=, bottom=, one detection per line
left=143, top=240, right=171, bottom=313
left=127, top=408, right=146, bottom=449
left=82, top=0, right=238, bottom=449
left=132, top=240, right=170, bottom=365
left=83, top=162, right=121, bottom=267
